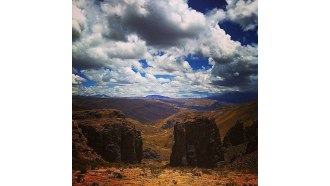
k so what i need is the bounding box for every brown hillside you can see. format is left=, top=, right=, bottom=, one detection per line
left=72, top=96, right=180, bottom=124
left=127, top=102, right=257, bottom=161
left=206, top=101, right=258, bottom=139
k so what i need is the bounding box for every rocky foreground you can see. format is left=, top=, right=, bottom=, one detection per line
left=72, top=161, right=258, bottom=186
left=72, top=109, right=258, bottom=185
left=170, top=116, right=224, bottom=168
left=73, top=109, right=143, bottom=170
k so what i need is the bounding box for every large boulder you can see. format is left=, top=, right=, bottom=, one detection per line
left=245, top=121, right=258, bottom=154
left=72, top=121, right=105, bottom=170
left=170, top=116, right=223, bottom=168
left=73, top=109, right=143, bottom=164
left=222, top=120, right=258, bottom=162
left=222, top=120, right=258, bottom=152
left=72, top=121, right=103, bottom=162
left=223, top=120, right=246, bottom=147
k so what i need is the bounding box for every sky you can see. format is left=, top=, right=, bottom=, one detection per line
left=72, top=0, right=258, bottom=98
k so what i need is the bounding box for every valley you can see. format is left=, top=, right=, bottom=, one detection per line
left=72, top=96, right=258, bottom=185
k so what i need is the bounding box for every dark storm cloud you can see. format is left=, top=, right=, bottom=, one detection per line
left=101, top=0, right=206, bottom=48
left=102, top=16, right=127, bottom=41
left=212, top=55, right=237, bottom=64
left=122, top=9, right=201, bottom=47
left=211, top=45, right=258, bottom=91
left=72, top=56, right=105, bottom=69
left=212, top=60, right=257, bottom=89
left=72, top=27, right=82, bottom=42
left=72, top=4, right=87, bottom=42
left=72, top=0, right=258, bottom=97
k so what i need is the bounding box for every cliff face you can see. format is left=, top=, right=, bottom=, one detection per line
left=244, top=121, right=258, bottom=154
left=222, top=120, right=258, bottom=167
left=223, top=120, right=258, bottom=154
left=72, top=121, right=103, bottom=162
left=73, top=109, right=143, bottom=164
left=223, top=120, right=246, bottom=147
left=170, top=116, right=224, bottom=168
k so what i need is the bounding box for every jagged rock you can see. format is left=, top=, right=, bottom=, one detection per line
left=120, top=125, right=143, bottom=163
left=72, top=121, right=104, bottom=162
left=245, top=121, right=258, bottom=154
left=170, top=122, right=187, bottom=166
left=73, top=109, right=143, bottom=164
left=222, top=120, right=258, bottom=163
left=72, top=121, right=105, bottom=170
left=245, top=121, right=258, bottom=141
left=223, top=120, right=246, bottom=147
left=170, top=116, right=223, bottom=168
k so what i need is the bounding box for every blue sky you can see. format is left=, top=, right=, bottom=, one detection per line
left=188, top=0, right=258, bottom=46
left=185, top=54, right=212, bottom=70
left=188, top=0, right=228, bottom=13
left=72, top=0, right=258, bottom=98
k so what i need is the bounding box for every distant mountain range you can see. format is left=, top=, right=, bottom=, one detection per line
left=208, top=92, right=258, bottom=104
left=74, top=92, right=257, bottom=104
left=145, top=95, right=170, bottom=99
left=92, top=94, right=111, bottom=98
left=72, top=96, right=179, bottom=124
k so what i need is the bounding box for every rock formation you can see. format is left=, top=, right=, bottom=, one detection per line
left=223, top=120, right=246, bottom=147
left=222, top=120, right=258, bottom=163
left=245, top=121, right=258, bottom=154
left=73, top=109, right=143, bottom=164
left=170, top=116, right=223, bottom=168
left=72, top=121, right=103, bottom=162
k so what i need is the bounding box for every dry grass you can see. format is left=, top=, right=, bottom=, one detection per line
left=206, top=101, right=258, bottom=140
left=72, top=100, right=258, bottom=185
left=182, top=99, right=218, bottom=107
left=72, top=164, right=258, bottom=186
left=73, top=96, right=180, bottom=124
left=124, top=117, right=173, bottom=160
left=125, top=102, right=257, bottom=161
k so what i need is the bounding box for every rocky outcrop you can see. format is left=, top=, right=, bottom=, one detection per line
left=72, top=121, right=105, bottom=170
left=245, top=121, right=258, bottom=154
left=73, top=109, right=143, bottom=164
left=223, top=120, right=246, bottom=147
left=72, top=121, right=104, bottom=162
left=222, top=120, right=258, bottom=163
left=222, top=120, right=258, bottom=153
left=170, top=116, right=223, bottom=168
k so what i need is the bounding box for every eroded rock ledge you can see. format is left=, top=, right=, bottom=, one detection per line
left=73, top=109, right=143, bottom=164
left=170, top=116, right=224, bottom=168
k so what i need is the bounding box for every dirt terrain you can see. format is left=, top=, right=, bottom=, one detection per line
left=73, top=161, right=257, bottom=186
left=72, top=97, right=258, bottom=185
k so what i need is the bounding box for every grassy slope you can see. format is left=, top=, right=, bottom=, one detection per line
left=72, top=98, right=257, bottom=162
left=207, top=101, right=258, bottom=140
left=128, top=101, right=257, bottom=160
left=127, top=117, right=173, bottom=160
left=72, top=96, right=179, bottom=124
